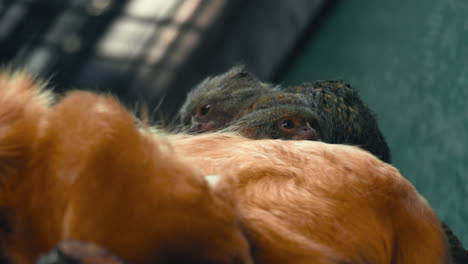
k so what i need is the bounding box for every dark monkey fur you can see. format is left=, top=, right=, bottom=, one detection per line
left=286, top=80, right=391, bottom=162
left=179, top=66, right=273, bottom=133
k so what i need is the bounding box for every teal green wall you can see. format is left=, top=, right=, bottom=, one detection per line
left=283, top=1, right=468, bottom=244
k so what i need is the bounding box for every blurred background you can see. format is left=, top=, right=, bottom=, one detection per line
left=0, top=0, right=466, bottom=244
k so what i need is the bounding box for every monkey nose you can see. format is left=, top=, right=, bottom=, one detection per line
left=189, top=122, right=203, bottom=133
left=292, top=127, right=318, bottom=141
left=190, top=121, right=217, bottom=133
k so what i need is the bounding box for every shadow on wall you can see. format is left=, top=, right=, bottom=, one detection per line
left=0, top=0, right=327, bottom=123
left=0, top=0, right=228, bottom=112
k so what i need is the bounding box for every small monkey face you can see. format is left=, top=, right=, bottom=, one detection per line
left=179, top=66, right=273, bottom=133
left=189, top=101, right=227, bottom=133
left=226, top=105, right=322, bottom=141
left=277, top=117, right=318, bottom=141
left=190, top=102, right=215, bottom=133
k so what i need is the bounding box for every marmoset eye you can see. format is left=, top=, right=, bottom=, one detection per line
left=200, top=104, right=211, bottom=116
left=279, top=119, right=295, bottom=130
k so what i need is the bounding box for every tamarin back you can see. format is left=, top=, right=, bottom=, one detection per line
left=173, top=133, right=451, bottom=264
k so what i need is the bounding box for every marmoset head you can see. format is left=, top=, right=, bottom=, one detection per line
left=179, top=66, right=273, bottom=133
left=224, top=104, right=321, bottom=141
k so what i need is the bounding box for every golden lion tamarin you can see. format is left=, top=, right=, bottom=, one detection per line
left=0, top=72, right=252, bottom=264
left=0, top=71, right=452, bottom=264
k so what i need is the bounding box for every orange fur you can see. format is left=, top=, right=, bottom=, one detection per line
left=0, top=71, right=451, bottom=264
left=174, top=134, right=451, bottom=263
left=0, top=73, right=251, bottom=264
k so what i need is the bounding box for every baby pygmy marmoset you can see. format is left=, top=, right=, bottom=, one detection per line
left=178, top=66, right=274, bottom=133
